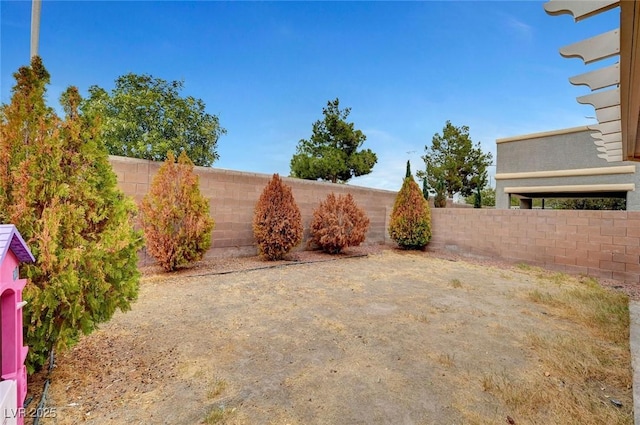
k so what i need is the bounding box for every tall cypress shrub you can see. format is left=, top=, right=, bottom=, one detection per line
left=0, top=57, right=143, bottom=372
left=140, top=151, right=214, bottom=271
left=389, top=177, right=432, bottom=249
left=253, top=174, right=303, bottom=260
left=422, top=177, right=430, bottom=201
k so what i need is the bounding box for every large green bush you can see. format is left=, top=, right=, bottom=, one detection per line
left=253, top=174, right=303, bottom=260
left=0, top=57, right=143, bottom=372
left=309, top=193, right=369, bottom=254
left=389, top=177, right=432, bottom=249
left=140, top=151, right=214, bottom=271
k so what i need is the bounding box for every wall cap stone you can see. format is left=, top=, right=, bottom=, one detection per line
left=108, top=155, right=398, bottom=195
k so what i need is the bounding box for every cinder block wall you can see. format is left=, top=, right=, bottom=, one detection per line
left=108, top=156, right=640, bottom=284
left=109, top=156, right=397, bottom=259
left=430, top=209, right=640, bottom=283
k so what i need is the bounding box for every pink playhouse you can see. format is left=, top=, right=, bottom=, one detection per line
left=0, top=225, right=34, bottom=425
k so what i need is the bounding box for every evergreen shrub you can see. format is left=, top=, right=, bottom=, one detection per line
left=140, top=151, right=214, bottom=271
left=0, top=58, right=142, bottom=372
left=389, top=177, right=432, bottom=249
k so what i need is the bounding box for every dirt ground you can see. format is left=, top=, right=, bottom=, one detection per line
left=31, top=248, right=633, bottom=424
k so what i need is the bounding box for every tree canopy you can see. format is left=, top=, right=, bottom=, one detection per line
left=418, top=121, right=493, bottom=200
left=290, top=98, right=377, bottom=183
left=465, top=187, right=496, bottom=207
left=82, top=73, right=225, bottom=166
left=547, top=198, right=626, bottom=210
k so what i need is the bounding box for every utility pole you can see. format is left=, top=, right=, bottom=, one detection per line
left=30, top=0, right=42, bottom=59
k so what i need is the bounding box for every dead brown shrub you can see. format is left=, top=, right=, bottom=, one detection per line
left=309, top=193, right=370, bottom=254
left=253, top=174, right=303, bottom=260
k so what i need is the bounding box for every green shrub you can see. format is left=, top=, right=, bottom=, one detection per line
left=422, top=177, right=430, bottom=201
left=473, top=186, right=482, bottom=208
left=389, top=177, right=432, bottom=249
left=140, top=151, right=214, bottom=271
left=0, top=57, right=143, bottom=372
left=253, top=174, right=303, bottom=260
left=434, top=178, right=447, bottom=208
left=310, top=193, right=370, bottom=254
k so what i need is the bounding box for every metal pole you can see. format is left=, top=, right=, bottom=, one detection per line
left=30, top=0, right=42, bottom=59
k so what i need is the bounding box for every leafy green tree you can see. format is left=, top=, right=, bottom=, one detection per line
left=290, top=98, right=377, bottom=183
left=140, top=151, right=214, bottom=271
left=418, top=121, right=492, bottom=200
left=0, top=57, right=143, bottom=372
left=547, top=198, right=625, bottom=210
left=82, top=73, right=226, bottom=166
left=465, top=187, right=496, bottom=207
left=510, top=197, right=543, bottom=208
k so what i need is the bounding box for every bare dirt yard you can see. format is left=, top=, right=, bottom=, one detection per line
left=33, top=248, right=633, bottom=425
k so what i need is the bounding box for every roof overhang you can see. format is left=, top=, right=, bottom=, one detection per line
left=544, top=0, right=640, bottom=162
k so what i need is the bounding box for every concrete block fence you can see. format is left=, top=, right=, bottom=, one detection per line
left=108, top=156, right=397, bottom=261
left=429, top=208, right=640, bottom=283
left=109, top=156, right=640, bottom=284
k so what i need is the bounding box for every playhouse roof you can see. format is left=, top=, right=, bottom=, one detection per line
left=0, top=224, right=35, bottom=265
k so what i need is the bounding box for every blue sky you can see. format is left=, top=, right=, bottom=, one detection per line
left=1, top=1, right=620, bottom=191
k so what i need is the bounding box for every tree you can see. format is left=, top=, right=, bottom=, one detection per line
left=140, top=151, right=214, bottom=271
left=422, top=177, right=430, bottom=201
left=547, top=198, right=625, bottom=210
left=418, top=121, right=493, bottom=200
left=82, top=73, right=226, bottom=166
left=405, top=160, right=412, bottom=179
left=389, top=177, right=432, bottom=249
left=433, top=178, right=447, bottom=208
left=253, top=174, right=303, bottom=260
left=0, top=57, right=143, bottom=372
left=465, top=187, right=496, bottom=207
left=290, top=98, right=377, bottom=183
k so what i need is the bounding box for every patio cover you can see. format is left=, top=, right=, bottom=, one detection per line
left=544, top=0, right=640, bottom=162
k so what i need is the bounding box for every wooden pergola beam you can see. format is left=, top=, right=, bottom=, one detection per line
left=621, top=0, right=640, bottom=160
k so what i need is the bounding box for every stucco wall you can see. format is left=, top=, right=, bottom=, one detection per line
left=108, top=155, right=397, bottom=260
left=495, top=127, right=640, bottom=209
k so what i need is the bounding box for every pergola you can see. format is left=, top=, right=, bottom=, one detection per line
left=544, top=0, right=640, bottom=162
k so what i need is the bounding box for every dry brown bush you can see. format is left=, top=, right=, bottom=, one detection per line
left=309, top=193, right=370, bottom=254
left=253, top=174, right=303, bottom=260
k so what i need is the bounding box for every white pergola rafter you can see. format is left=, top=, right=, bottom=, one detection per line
left=544, top=0, right=640, bottom=162
left=544, top=0, right=622, bottom=162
